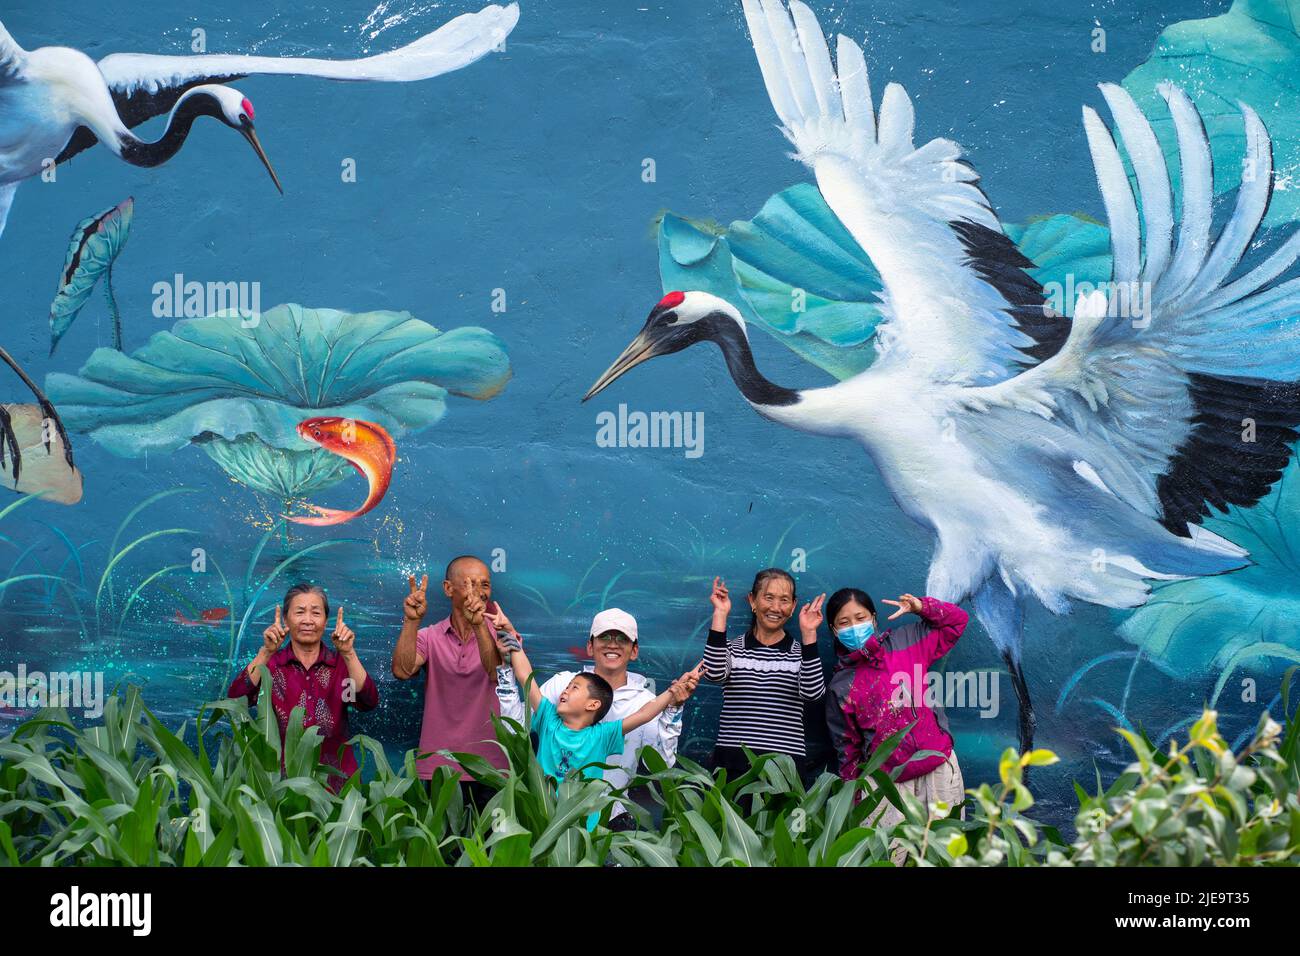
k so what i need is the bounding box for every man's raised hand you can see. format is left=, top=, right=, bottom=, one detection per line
left=462, top=580, right=486, bottom=626
left=404, top=574, right=428, bottom=622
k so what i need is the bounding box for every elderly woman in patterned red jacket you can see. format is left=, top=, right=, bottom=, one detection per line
left=823, top=588, right=969, bottom=832
left=228, top=583, right=379, bottom=791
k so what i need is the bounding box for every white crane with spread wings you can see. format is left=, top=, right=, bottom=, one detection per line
left=586, top=0, right=1300, bottom=751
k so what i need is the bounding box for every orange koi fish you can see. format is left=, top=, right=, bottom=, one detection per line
left=288, top=417, right=396, bottom=526
left=174, top=607, right=230, bottom=627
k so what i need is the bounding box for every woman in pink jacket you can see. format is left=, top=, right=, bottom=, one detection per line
left=823, top=587, right=969, bottom=830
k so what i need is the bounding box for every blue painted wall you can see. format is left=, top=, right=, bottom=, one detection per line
left=1, top=0, right=1291, bottom=827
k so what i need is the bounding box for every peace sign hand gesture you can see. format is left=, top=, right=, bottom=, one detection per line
left=332, top=607, right=356, bottom=659
left=798, top=593, right=826, bottom=643
left=263, top=606, right=289, bottom=655
left=487, top=602, right=515, bottom=635
left=462, top=581, right=486, bottom=626
left=404, top=574, right=429, bottom=622
left=882, top=593, right=924, bottom=621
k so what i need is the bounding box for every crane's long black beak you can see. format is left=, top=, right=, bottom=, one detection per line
left=239, top=121, right=284, bottom=195
left=583, top=330, right=658, bottom=402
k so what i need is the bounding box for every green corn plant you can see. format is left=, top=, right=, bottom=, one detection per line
left=2, top=677, right=1296, bottom=867
left=617, top=723, right=927, bottom=867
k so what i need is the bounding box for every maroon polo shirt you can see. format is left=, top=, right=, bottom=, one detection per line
left=228, top=644, right=379, bottom=789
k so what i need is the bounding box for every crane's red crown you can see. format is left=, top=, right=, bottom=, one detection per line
left=241, top=98, right=255, bottom=121
left=657, top=290, right=685, bottom=310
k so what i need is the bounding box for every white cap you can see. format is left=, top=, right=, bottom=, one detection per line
left=590, top=608, right=638, bottom=643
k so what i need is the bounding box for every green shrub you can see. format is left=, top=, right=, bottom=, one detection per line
left=0, top=671, right=1296, bottom=866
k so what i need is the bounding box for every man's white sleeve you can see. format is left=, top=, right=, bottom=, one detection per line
left=495, top=665, right=525, bottom=723
left=648, top=702, right=684, bottom=767
left=495, top=666, right=568, bottom=724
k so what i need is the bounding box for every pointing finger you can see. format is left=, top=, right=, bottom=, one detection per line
left=419, top=574, right=428, bottom=593
left=336, top=606, right=344, bottom=628
left=408, top=574, right=416, bottom=593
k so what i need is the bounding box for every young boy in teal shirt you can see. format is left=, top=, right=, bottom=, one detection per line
left=493, top=623, right=698, bottom=823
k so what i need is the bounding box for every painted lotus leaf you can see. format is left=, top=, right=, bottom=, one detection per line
left=1004, top=213, right=1114, bottom=315
left=1118, top=454, right=1300, bottom=679
left=660, top=187, right=1118, bottom=379
left=46, top=304, right=511, bottom=498
left=50, top=197, right=133, bottom=355
left=198, top=433, right=351, bottom=498
left=0, top=404, right=83, bottom=505
left=658, top=185, right=881, bottom=382
left=1122, top=0, right=1300, bottom=228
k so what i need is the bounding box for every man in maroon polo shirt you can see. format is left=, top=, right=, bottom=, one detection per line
left=391, top=555, right=508, bottom=810
left=228, top=583, right=379, bottom=791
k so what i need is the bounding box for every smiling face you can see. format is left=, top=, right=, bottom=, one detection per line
left=749, top=575, right=795, bottom=633
left=286, top=591, right=327, bottom=646
left=443, top=558, right=491, bottom=613
left=588, top=629, right=638, bottom=674
left=557, top=676, right=603, bottom=724
left=831, top=599, right=876, bottom=638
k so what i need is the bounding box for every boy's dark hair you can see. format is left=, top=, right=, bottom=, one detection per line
left=574, top=672, right=614, bottom=723
left=283, top=582, right=329, bottom=619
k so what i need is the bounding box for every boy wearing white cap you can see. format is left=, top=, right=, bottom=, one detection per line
left=492, top=606, right=701, bottom=829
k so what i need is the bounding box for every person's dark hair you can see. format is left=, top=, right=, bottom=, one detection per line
left=283, top=582, right=329, bottom=619
left=574, top=672, right=614, bottom=723
left=445, top=554, right=487, bottom=583
left=825, top=588, right=876, bottom=648
left=748, top=567, right=797, bottom=630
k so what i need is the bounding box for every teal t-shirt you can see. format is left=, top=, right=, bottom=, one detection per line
left=531, top=697, right=625, bottom=828
left=532, top=696, right=625, bottom=781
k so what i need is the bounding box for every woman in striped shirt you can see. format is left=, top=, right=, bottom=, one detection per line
left=703, top=569, right=827, bottom=780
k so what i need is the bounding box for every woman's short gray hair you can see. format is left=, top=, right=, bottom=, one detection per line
left=282, top=582, right=329, bottom=618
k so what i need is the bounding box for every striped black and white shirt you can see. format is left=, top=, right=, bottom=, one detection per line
left=703, top=627, right=826, bottom=756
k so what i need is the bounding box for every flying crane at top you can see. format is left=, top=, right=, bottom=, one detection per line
left=0, top=3, right=519, bottom=238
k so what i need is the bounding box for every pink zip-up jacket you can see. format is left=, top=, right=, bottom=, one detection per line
left=824, top=597, right=968, bottom=783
